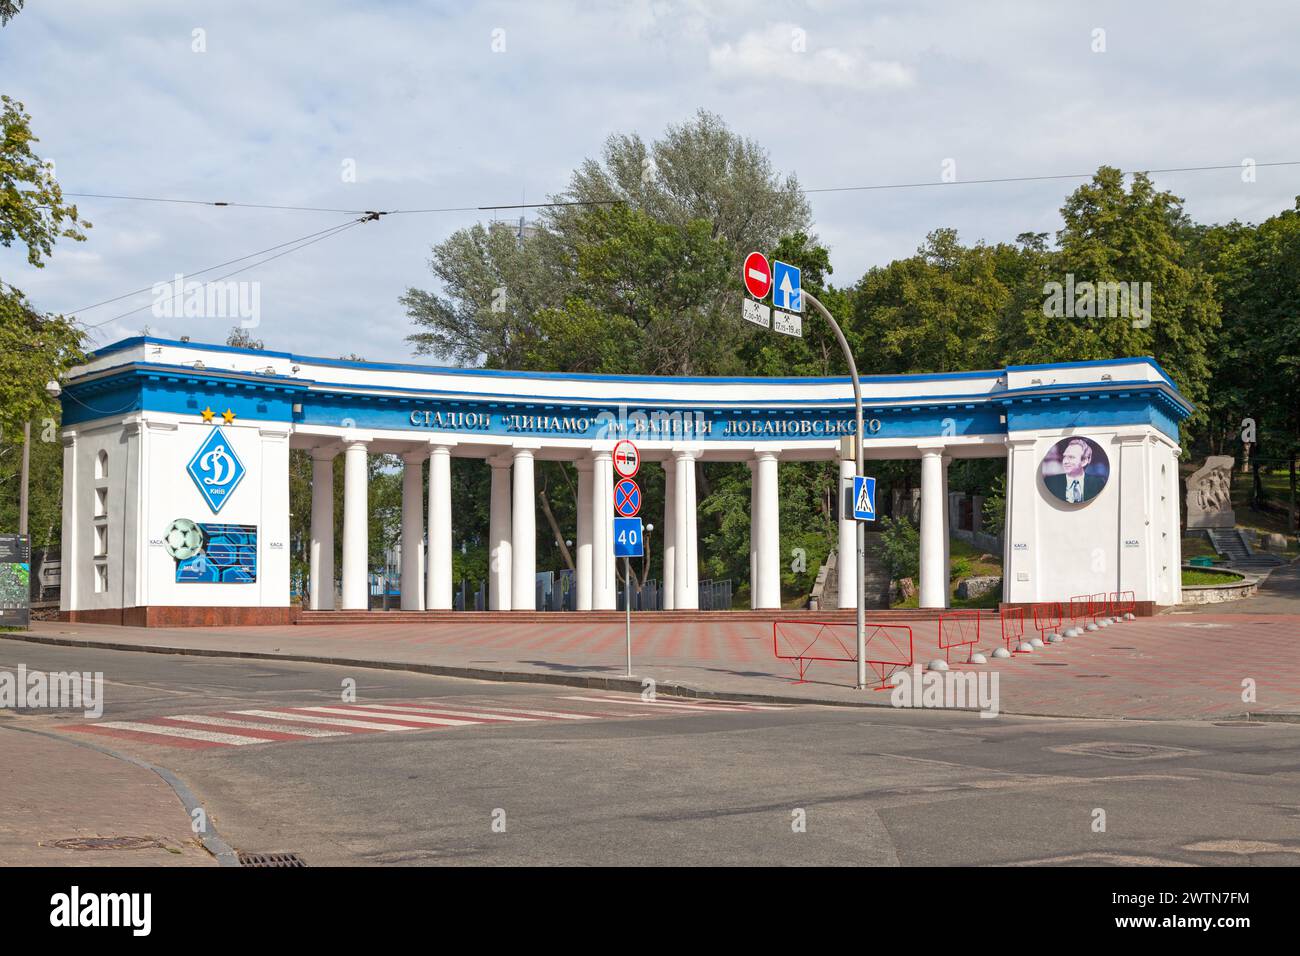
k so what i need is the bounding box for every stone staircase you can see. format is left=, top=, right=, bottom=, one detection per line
left=1205, top=528, right=1285, bottom=570
left=812, top=534, right=892, bottom=610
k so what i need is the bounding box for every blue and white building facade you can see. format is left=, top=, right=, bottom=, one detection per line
left=58, top=337, right=1189, bottom=624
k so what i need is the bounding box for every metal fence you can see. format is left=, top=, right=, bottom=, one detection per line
left=698, top=578, right=733, bottom=610
left=454, top=579, right=487, bottom=611
left=617, top=578, right=662, bottom=611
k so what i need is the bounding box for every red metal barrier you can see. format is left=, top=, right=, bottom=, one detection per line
left=938, top=610, right=981, bottom=665
left=1033, top=602, right=1063, bottom=637
left=773, top=620, right=913, bottom=690
left=1108, top=590, right=1136, bottom=617
left=1068, top=594, right=1091, bottom=624
left=1000, top=606, right=1025, bottom=650
left=1089, top=592, right=1108, bottom=621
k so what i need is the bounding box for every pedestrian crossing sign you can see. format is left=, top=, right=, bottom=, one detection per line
left=852, top=475, right=877, bottom=521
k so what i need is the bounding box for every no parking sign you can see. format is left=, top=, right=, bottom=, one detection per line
left=614, top=478, right=641, bottom=517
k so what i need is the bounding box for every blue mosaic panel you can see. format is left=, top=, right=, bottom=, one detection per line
left=176, top=524, right=257, bottom=583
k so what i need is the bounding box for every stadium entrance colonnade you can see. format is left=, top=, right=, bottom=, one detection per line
left=57, top=338, right=1189, bottom=625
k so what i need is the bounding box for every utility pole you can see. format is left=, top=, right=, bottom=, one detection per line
left=803, top=290, right=868, bottom=690
left=18, top=421, right=31, bottom=536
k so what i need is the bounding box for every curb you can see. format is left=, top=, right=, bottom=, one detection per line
left=0, top=630, right=877, bottom=710
left=0, top=723, right=240, bottom=866
left=4, top=631, right=1286, bottom=723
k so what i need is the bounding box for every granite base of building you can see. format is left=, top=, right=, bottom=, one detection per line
left=999, top=601, right=1160, bottom=618
left=63, top=606, right=300, bottom=627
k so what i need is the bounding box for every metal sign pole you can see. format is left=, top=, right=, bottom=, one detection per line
left=804, top=290, right=868, bottom=690
left=624, top=556, right=633, bottom=676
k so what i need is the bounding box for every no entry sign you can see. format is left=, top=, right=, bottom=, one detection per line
left=743, top=251, right=771, bottom=300
left=612, top=439, right=640, bottom=479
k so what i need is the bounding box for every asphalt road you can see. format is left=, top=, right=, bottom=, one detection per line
left=4, top=639, right=1299, bottom=866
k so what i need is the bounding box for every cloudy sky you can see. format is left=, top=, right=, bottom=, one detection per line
left=2, top=0, right=1297, bottom=363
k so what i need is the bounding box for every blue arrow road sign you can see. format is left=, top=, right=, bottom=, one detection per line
left=614, top=517, right=644, bottom=557
left=852, top=476, right=877, bottom=521
left=772, top=259, right=802, bottom=313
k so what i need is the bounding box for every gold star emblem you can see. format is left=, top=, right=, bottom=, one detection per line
left=222, top=408, right=236, bottom=424
left=201, top=406, right=214, bottom=423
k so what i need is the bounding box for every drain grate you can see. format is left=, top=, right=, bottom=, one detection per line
left=48, top=836, right=164, bottom=851
left=238, top=851, right=307, bottom=867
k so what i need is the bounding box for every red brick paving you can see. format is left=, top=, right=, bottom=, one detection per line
left=17, top=609, right=1300, bottom=720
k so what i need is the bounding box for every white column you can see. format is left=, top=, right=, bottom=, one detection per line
left=340, top=440, right=369, bottom=611
left=400, top=450, right=425, bottom=610
left=59, top=433, right=78, bottom=613
left=754, top=451, right=781, bottom=609
left=592, top=450, right=616, bottom=609
left=511, top=448, right=536, bottom=610
left=309, top=448, right=335, bottom=611
left=603, top=463, right=618, bottom=610
left=748, top=460, right=758, bottom=607
left=488, top=458, right=512, bottom=610
left=685, top=454, right=699, bottom=601
left=662, top=459, right=676, bottom=610
left=673, top=450, right=699, bottom=610
left=918, top=447, right=946, bottom=609
left=837, top=457, right=856, bottom=609
left=427, top=444, right=453, bottom=610
left=575, top=458, right=594, bottom=611
left=941, top=454, right=951, bottom=609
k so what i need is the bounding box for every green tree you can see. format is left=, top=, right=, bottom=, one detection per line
left=404, top=110, right=811, bottom=377
left=1195, top=200, right=1300, bottom=522
left=523, top=204, right=732, bottom=375
left=1, top=96, right=89, bottom=269
left=0, top=95, right=90, bottom=434
left=852, top=228, right=1008, bottom=375
left=878, top=516, right=920, bottom=581
left=1007, top=168, right=1220, bottom=427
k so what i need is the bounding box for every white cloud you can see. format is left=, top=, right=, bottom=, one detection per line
left=708, top=22, right=914, bottom=90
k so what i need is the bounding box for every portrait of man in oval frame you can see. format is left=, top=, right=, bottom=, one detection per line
left=1041, top=436, right=1109, bottom=505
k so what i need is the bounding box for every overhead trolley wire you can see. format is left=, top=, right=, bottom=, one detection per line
left=61, top=160, right=1300, bottom=213
left=78, top=215, right=371, bottom=332
left=67, top=218, right=363, bottom=316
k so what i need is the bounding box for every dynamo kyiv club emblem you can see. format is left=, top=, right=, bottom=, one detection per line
left=187, top=426, right=246, bottom=514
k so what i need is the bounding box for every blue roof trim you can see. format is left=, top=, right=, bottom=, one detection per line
left=88, top=336, right=1184, bottom=392
left=67, top=361, right=1192, bottom=420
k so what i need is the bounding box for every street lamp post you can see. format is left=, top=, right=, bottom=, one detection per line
left=802, top=290, right=868, bottom=690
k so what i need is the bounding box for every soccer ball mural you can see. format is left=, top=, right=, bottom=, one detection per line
left=163, top=518, right=205, bottom=561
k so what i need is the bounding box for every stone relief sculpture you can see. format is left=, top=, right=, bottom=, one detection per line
left=1186, top=456, right=1236, bottom=529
